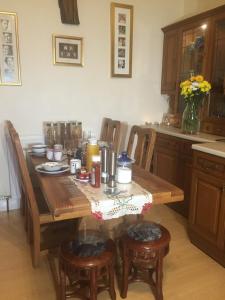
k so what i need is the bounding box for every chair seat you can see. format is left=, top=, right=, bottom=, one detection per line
left=127, top=222, right=162, bottom=242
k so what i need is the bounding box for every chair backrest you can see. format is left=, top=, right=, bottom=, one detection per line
left=5, top=121, right=40, bottom=226
left=100, top=118, right=121, bottom=152
left=127, top=126, right=156, bottom=171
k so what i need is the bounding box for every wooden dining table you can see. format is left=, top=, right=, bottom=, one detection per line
left=29, top=155, right=184, bottom=222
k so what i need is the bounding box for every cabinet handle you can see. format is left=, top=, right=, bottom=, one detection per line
left=222, top=185, right=225, bottom=193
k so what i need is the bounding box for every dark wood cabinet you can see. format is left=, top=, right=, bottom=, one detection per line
left=161, top=4, right=225, bottom=136
left=188, top=150, right=225, bottom=267
left=153, top=133, right=197, bottom=218
left=161, top=29, right=179, bottom=95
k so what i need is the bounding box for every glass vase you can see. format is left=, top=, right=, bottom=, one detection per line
left=181, top=100, right=200, bottom=134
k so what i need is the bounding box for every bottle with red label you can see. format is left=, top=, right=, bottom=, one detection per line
left=91, top=155, right=101, bottom=188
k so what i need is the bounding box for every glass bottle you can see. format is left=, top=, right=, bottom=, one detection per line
left=86, top=138, right=99, bottom=172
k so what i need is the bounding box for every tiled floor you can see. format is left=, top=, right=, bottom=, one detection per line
left=0, top=205, right=225, bottom=300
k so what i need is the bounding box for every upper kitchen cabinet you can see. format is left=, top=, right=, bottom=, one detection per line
left=161, top=5, right=225, bottom=136
left=202, top=10, right=225, bottom=136
left=177, top=19, right=210, bottom=113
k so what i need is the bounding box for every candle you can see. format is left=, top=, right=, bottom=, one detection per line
left=117, top=166, right=132, bottom=184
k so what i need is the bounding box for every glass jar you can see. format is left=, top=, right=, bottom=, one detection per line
left=117, top=151, right=132, bottom=184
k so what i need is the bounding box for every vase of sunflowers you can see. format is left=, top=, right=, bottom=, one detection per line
left=180, top=75, right=211, bottom=134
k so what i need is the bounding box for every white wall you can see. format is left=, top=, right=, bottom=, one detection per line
left=0, top=0, right=185, bottom=134
left=184, top=0, right=225, bottom=16
left=0, top=0, right=185, bottom=209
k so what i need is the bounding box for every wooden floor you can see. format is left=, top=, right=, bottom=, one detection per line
left=0, top=205, right=225, bottom=300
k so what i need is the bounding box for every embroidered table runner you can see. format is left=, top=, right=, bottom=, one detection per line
left=69, top=176, right=152, bottom=220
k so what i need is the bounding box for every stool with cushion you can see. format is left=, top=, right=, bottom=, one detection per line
left=59, top=230, right=116, bottom=300
left=119, top=221, right=170, bottom=300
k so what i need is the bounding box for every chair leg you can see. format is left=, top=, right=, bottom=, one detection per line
left=59, top=262, right=66, bottom=300
left=108, top=263, right=116, bottom=300
left=32, top=227, right=41, bottom=268
left=90, top=269, right=97, bottom=300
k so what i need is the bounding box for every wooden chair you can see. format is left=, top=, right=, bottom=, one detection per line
left=127, top=125, right=156, bottom=171
left=100, top=117, right=121, bottom=153
left=59, top=230, right=116, bottom=300
left=5, top=121, right=79, bottom=267
left=119, top=221, right=170, bottom=300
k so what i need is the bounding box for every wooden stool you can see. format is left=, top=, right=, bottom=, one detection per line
left=119, top=222, right=170, bottom=300
left=59, top=231, right=116, bottom=300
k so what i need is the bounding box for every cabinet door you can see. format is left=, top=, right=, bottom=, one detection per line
left=153, top=150, right=178, bottom=185
left=177, top=19, right=210, bottom=112
left=189, top=170, right=225, bottom=249
left=207, top=11, right=225, bottom=122
left=161, top=29, right=179, bottom=94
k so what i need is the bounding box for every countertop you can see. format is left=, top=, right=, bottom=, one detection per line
left=144, top=124, right=225, bottom=158
left=192, top=142, right=225, bottom=158
left=145, top=124, right=222, bottom=143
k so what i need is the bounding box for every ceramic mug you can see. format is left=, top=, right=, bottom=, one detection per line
left=46, top=148, right=54, bottom=161
left=54, top=150, right=63, bottom=161
left=54, top=144, right=63, bottom=151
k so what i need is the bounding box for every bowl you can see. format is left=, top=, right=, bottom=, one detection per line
left=32, top=144, right=47, bottom=153
left=42, top=162, right=63, bottom=172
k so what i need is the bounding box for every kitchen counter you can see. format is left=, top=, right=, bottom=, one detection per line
left=192, top=142, right=225, bottom=158
left=144, top=124, right=225, bottom=158
left=145, top=124, right=222, bottom=143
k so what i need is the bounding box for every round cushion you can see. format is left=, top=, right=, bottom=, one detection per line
left=127, top=222, right=162, bottom=242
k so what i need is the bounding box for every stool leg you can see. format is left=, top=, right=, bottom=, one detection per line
left=155, top=251, right=163, bottom=300
left=90, top=269, right=97, bottom=300
left=120, top=242, right=130, bottom=299
left=108, top=263, right=116, bottom=300
left=59, top=262, right=66, bottom=300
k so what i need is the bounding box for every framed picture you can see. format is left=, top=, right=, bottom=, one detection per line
left=53, top=35, right=83, bottom=66
left=0, top=11, right=21, bottom=86
left=111, top=2, right=133, bottom=78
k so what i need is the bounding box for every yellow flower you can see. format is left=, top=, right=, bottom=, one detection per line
left=195, top=75, right=204, bottom=82
left=180, top=75, right=211, bottom=99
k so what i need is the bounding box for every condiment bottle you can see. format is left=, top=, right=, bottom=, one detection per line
left=86, top=138, right=99, bottom=172
left=91, top=155, right=101, bottom=188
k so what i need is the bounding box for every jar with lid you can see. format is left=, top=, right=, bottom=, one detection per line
left=117, top=151, right=133, bottom=184
left=91, top=155, right=101, bottom=188
left=86, top=138, right=99, bottom=172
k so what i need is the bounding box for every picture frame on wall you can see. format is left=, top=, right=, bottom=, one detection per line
left=0, top=11, right=21, bottom=86
left=53, top=35, right=83, bottom=66
left=111, top=2, right=133, bottom=78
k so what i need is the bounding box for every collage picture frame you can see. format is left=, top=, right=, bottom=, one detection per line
left=111, top=2, right=133, bottom=78
left=0, top=11, right=21, bottom=86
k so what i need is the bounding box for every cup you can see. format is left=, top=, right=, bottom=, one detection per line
left=54, top=144, right=63, bottom=151
left=54, top=150, right=63, bottom=161
left=46, top=148, right=54, bottom=161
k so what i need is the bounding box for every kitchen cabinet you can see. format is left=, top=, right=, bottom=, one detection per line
left=188, top=150, right=225, bottom=267
left=161, top=4, right=225, bottom=136
left=153, top=133, right=197, bottom=217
